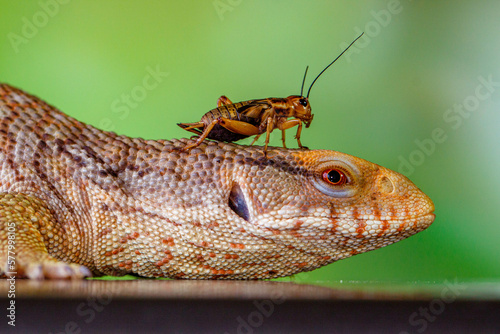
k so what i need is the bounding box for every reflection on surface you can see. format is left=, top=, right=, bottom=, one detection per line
left=0, top=279, right=498, bottom=300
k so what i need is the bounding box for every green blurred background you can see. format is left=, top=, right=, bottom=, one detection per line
left=0, top=1, right=498, bottom=283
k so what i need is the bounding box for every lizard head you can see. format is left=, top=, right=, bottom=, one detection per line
left=228, top=147, right=435, bottom=269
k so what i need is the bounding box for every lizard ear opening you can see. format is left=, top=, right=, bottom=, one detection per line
left=228, top=183, right=250, bottom=222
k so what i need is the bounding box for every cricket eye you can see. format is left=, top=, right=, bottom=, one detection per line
left=299, top=98, right=308, bottom=107
left=322, top=169, right=347, bottom=186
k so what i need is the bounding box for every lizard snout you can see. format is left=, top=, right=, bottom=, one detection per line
left=375, top=167, right=435, bottom=228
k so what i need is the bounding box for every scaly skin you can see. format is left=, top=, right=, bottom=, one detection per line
left=0, top=84, right=435, bottom=279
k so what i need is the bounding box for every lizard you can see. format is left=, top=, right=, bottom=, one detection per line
left=0, top=83, right=435, bottom=280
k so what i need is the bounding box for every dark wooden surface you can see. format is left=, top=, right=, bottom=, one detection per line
left=0, top=279, right=498, bottom=333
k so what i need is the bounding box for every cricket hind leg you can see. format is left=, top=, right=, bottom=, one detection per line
left=177, top=122, right=205, bottom=136
left=217, top=118, right=260, bottom=137
left=0, top=193, right=92, bottom=279
left=250, top=134, right=262, bottom=146
left=181, top=119, right=220, bottom=151
left=217, top=96, right=233, bottom=107
left=182, top=117, right=261, bottom=151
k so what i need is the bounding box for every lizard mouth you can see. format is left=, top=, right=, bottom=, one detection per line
left=381, top=212, right=435, bottom=231
left=388, top=212, right=435, bottom=221
left=375, top=212, right=435, bottom=226
left=424, top=212, right=436, bottom=219
left=418, top=212, right=436, bottom=223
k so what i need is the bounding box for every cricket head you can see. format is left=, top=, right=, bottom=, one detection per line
left=286, top=95, right=313, bottom=128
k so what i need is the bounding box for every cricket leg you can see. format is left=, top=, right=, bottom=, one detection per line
left=217, top=96, right=233, bottom=107
left=218, top=118, right=260, bottom=136
left=250, top=134, right=262, bottom=146
left=177, top=122, right=204, bottom=136
left=263, top=117, right=274, bottom=156
left=278, top=119, right=306, bottom=149
left=181, top=119, right=220, bottom=151
left=281, top=130, right=287, bottom=149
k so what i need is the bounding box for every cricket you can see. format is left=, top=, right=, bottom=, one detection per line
left=178, top=33, right=364, bottom=154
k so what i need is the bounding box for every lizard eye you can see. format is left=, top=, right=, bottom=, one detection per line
left=311, top=161, right=359, bottom=198
left=322, top=169, right=347, bottom=186
left=299, top=98, right=308, bottom=107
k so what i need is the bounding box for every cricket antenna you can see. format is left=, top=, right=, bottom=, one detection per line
left=300, top=66, right=309, bottom=97
left=306, top=32, right=364, bottom=98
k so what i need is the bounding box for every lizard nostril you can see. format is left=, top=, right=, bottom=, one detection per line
left=379, top=176, right=394, bottom=194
